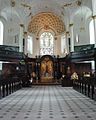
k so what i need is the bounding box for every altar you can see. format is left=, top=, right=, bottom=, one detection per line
left=41, top=77, right=54, bottom=83
left=40, top=55, right=54, bottom=83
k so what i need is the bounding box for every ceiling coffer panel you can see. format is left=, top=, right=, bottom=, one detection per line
left=28, top=12, right=65, bottom=35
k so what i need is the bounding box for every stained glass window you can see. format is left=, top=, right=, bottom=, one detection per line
left=61, top=35, right=66, bottom=54
left=40, top=32, right=54, bottom=55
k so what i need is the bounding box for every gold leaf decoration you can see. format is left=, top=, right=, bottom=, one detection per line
left=28, top=12, right=65, bottom=35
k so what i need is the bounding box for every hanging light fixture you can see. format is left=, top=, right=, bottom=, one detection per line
left=8, top=0, right=15, bottom=33
left=10, top=0, right=15, bottom=21
left=78, top=0, right=85, bottom=32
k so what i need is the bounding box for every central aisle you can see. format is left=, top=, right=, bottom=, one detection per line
left=0, top=85, right=96, bottom=120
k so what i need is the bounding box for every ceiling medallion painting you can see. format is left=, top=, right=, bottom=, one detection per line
left=28, top=12, right=65, bottom=35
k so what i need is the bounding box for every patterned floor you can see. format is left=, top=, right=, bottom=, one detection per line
left=0, top=85, right=96, bottom=120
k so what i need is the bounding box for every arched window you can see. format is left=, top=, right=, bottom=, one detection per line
left=0, top=20, right=3, bottom=70
left=40, top=32, right=54, bottom=55
left=0, top=20, right=4, bottom=45
left=89, top=20, right=95, bottom=44
left=61, top=35, right=66, bottom=54
left=27, top=35, right=33, bottom=54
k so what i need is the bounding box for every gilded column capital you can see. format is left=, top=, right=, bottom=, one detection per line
left=69, top=23, right=74, bottom=27
left=54, top=36, right=57, bottom=40
left=66, top=31, right=69, bottom=34
left=66, top=31, right=70, bottom=37
left=92, top=15, right=96, bottom=20
left=24, top=31, right=27, bottom=35
left=36, top=37, right=39, bottom=40
left=20, top=24, right=24, bottom=27
left=24, top=31, right=28, bottom=37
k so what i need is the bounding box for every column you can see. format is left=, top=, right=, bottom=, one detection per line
left=36, top=59, right=39, bottom=83
left=66, top=31, right=70, bottom=53
left=54, top=37, right=57, bottom=55
left=19, top=24, right=24, bottom=52
left=24, top=31, right=27, bottom=54
left=92, top=15, right=96, bottom=48
left=69, top=23, right=74, bottom=52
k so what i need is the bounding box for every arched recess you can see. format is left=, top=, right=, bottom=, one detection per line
left=1, top=7, right=23, bottom=36
left=0, top=7, right=24, bottom=46
left=28, top=12, right=65, bottom=35
left=28, top=12, right=65, bottom=57
left=73, top=6, right=92, bottom=46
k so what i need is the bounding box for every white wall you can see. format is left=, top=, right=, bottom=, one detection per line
left=0, top=17, right=20, bottom=47
left=73, top=6, right=92, bottom=46
left=92, top=0, right=96, bottom=15
left=1, top=0, right=96, bottom=57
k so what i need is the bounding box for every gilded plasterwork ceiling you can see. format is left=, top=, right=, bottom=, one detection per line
left=28, top=12, right=65, bottom=35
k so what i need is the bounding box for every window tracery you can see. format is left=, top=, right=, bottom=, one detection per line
left=40, top=32, right=54, bottom=55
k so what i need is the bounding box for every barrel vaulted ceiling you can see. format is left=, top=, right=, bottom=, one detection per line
left=28, top=12, right=65, bottom=35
